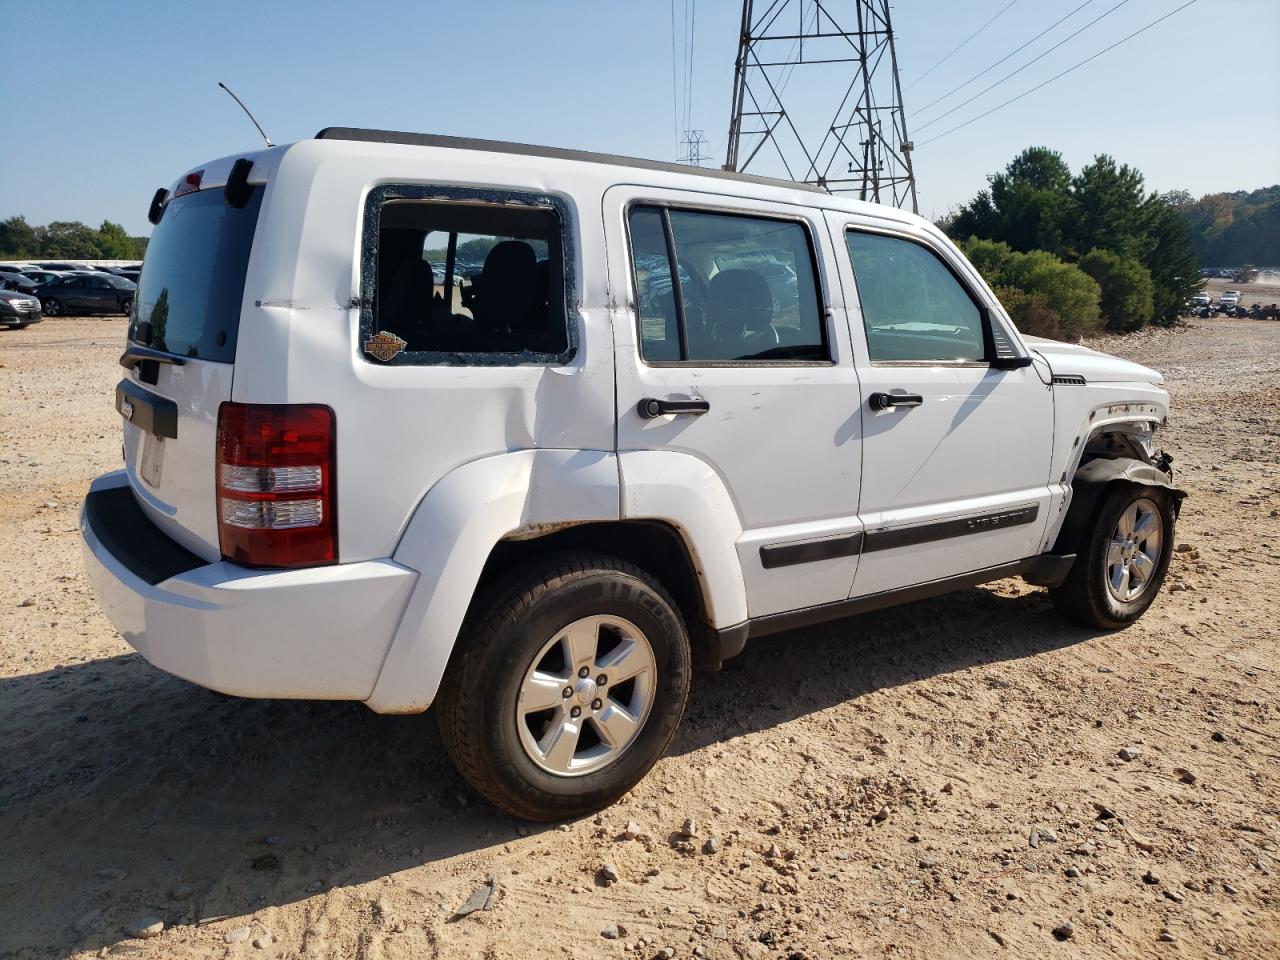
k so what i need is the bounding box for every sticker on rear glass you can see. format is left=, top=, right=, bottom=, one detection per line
left=364, top=331, right=407, bottom=362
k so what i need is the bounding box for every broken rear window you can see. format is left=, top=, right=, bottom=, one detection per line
left=369, top=198, right=569, bottom=364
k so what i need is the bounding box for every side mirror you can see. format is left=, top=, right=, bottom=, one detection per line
left=991, top=355, right=1033, bottom=370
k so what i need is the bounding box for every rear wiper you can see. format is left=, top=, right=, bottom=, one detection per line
left=119, top=345, right=186, bottom=370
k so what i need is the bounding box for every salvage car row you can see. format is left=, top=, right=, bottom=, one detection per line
left=0, top=261, right=141, bottom=327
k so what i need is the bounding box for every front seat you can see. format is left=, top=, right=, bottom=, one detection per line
left=707, top=268, right=778, bottom=354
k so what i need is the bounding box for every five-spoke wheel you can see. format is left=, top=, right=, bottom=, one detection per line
left=436, top=552, right=691, bottom=820
left=1051, top=482, right=1176, bottom=629
left=517, top=615, right=656, bottom=776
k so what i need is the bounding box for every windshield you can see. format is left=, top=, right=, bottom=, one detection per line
left=129, top=185, right=263, bottom=362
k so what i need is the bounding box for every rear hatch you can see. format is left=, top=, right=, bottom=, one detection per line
left=119, top=177, right=265, bottom=561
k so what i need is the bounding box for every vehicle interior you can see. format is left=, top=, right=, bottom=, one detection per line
left=375, top=201, right=567, bottom=356
left=630, top=206, right=825, bottom=363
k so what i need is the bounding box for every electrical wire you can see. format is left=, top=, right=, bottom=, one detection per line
left=912, top=0, right=1097, bottom=116
left=904, top=0, right=1020, bottom=91
left=687, top=0, right=698, bottom=134
left=914, top=0, right=1132, bottom=132
left=670, top=0, right=681, bottom=153
left=916, top=0, right=1200, bottom=148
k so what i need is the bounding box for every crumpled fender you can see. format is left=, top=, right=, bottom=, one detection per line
left=1052, top=456, right=1186, bottom=554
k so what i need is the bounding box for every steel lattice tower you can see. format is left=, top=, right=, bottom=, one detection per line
left=725, top=0, right=918, bottom=212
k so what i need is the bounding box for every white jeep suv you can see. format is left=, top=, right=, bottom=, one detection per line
left=81, top=130, right=1182, bottom=819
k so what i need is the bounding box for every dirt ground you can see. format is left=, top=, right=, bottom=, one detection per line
left=1, top=316, right=1277, bottom=960
left=1202, top=274, right=1280, bottom=306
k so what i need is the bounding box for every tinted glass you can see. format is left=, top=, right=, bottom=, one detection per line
left=129, top=185, right=263, bottom=362
left=629, top=207, right=681, bottom=361
left=846, top=231, right=985, bottom=362
left=373, top=201, right=566, bottom=360
left=629, top=206, right=826, bottom=363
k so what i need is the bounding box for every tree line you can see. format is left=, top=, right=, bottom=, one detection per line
left=941, top=147, right=1201, bottom=339
left=0, top=216, right=148, bottom=261
left=1171, top=186, right=1279, bottom=267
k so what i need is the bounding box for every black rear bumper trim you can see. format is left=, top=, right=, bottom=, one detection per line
left=85, top=485, right=206, bottom=585
left=115, top=378, right=178, bottom=439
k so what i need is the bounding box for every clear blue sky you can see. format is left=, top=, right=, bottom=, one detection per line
left=3, top=0, right=1276, bottom=235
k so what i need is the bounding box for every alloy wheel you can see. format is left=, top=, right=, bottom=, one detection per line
left=515, top=614, right=657, bottom=777
left=1105, top=496, right=1164, bottom=603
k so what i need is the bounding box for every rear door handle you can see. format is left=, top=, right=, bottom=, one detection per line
left=869, top=391, right=924, bottom=411
left=638, top=397, right=710, bottom=419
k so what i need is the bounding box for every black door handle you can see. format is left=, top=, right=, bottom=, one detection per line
left=638, top=397, right=710, bottom=419
left=869, top=391, right=924, bottom=411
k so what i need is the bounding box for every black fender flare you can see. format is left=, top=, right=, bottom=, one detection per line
left=1052, top=456, right=1186, bottom=555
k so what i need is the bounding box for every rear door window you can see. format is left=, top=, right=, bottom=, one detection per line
left=128, top=186, right=264, bottom=362
left=628, top=205, right=827, bottom=363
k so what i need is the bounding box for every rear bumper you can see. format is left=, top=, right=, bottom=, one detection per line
left=80, top=472, right=417, bottom=701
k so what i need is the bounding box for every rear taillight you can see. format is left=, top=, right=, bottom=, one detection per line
left=215, top=403, right=336, bottom=568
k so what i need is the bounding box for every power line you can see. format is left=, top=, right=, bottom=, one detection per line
left=688, top=0, right=698, bottom=132
left=916, top=0, right=1201, bottom=148
left=913, top=0, right=1097, bottom=116
left=670, top=0, right=680, bottom=153
left=915, top=0, right=1133, bottom=132
left=904, top=0, right=1020, bottom=91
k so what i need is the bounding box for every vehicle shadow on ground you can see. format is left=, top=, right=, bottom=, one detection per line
left=0, top=585, right=1098, bottom=956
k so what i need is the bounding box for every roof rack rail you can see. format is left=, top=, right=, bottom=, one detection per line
left=313, top=127, right=829, bottom=195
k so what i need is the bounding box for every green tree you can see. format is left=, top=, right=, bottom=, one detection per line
left=1078, top=248, right=1154, bottom=332
left=1067, top=155, right=1150, bottom=260
left=0, top=216, right=40, bottom=258
left=1143, top=194, right=1203, bottom=326
left=948, top=147, right=1076, bottom=254
left=959, top=237, right=1102, bottom=339
left=1003, top=249, right=1102, bottom=338
left=40, top=221, right=103, bottom=258
left=96, top=220, right=135, bottom=258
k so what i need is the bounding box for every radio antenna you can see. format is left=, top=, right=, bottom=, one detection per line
left=218, top=81, right=274, bottom=148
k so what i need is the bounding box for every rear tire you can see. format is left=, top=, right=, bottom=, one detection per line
left=120, top=297, right=133, bottom=317
left=436, top=551, right=691, bottom=821
left=1050, top=483, right=1175, bottom=629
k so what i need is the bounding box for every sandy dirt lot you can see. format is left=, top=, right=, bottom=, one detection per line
left=1, top=316, right=1277, bottom=960
left=1202, top=274, right=1280, bottom=307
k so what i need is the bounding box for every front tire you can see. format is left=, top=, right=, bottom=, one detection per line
left=42, top=298, right=62, bottom=316
left=120, top=297, right=133, bottom=317
left=1050, top=484, right=1176, bottom=629
left=437, top=552, right=691, bottom=821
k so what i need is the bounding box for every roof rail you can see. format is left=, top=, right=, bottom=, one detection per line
left=314, top=127, right=829, bottom=195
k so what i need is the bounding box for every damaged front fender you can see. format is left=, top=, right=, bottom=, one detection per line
left=1052, top=456, right=1186, bottom=555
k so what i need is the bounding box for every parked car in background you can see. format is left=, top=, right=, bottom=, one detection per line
left=1220, top=290, right=1241, bottom=308
left=0, top=288, right=43, bottom=328
left=36, top=272, right=135, bottom=316
left=35, top=261, right=100, bottom=272
left=17, top=269, right=68, bottom=286
left=0, top=270, right=40, bottom=294
left=0, top=262, right=40, bottom=274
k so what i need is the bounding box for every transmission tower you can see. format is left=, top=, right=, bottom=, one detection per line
left=678, top=129, right=713, bottom=166
left=725, top=0, right=918, bottom=212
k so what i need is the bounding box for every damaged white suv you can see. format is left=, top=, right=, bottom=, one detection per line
left=81, top=129, right=1182, bottom=820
